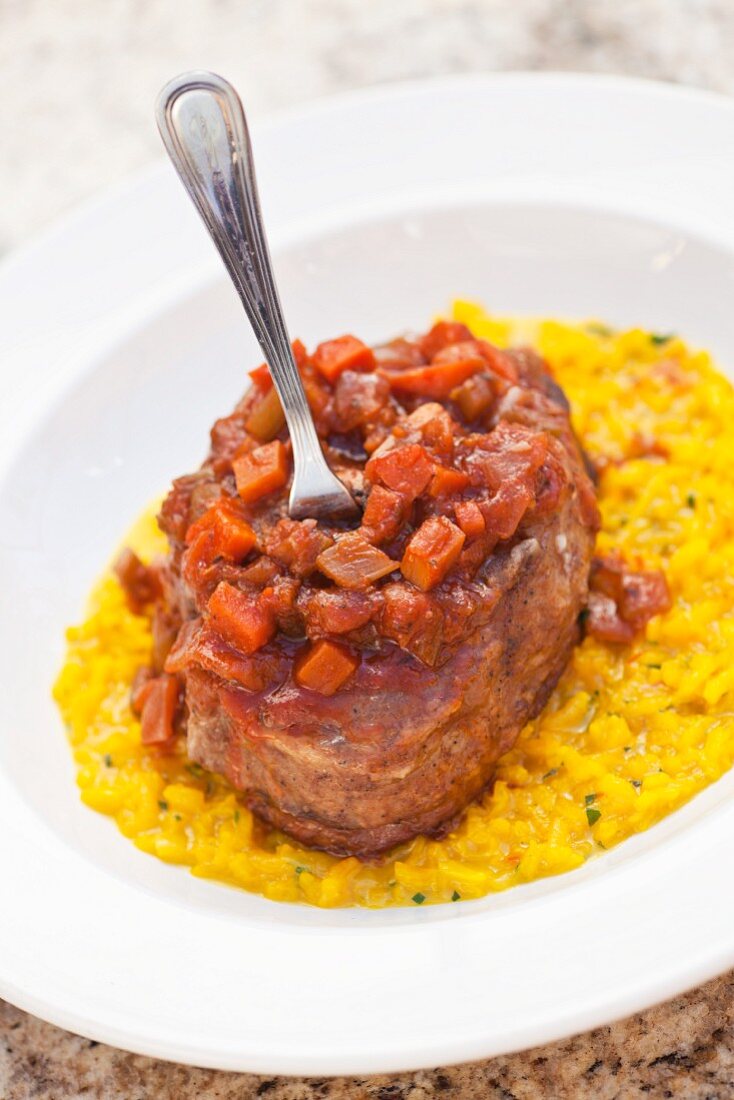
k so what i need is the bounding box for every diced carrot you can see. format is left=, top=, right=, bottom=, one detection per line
left=428, top=466, right=470, bottom=497
left=419, top=321, right=473, bottom=360
left=185, top=500, right=257, bottom=561
left=361, top=485, right=406, bottom=543
left=312, top=335, right=376, bottom=383
left=365, top=442, right=434, bottom=501
left=233, top=440, right=289, bottom=503
left=245, top=386, right=285, bottom=442
left=316, top=532, right=398, bottom=589
left=248, top=362, right=273, bottom=390
left=207, top=581, right=276, bottom=654
left=401, top=516, right=465, bottom=591
left=140, top=674, right=179, bottom=745
left=379, top=343, right=485, bottom=398
left=452, top=373, right=495, bottom=421
left=294, top=639, right=359, bottom=695
left=454, top=500, right=486, bottom=539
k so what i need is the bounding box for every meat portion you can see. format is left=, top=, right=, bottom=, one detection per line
left=149, top=321, right=600, bottom=857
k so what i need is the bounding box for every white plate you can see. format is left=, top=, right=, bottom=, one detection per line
left=2, top=73, right=734, bottom=1075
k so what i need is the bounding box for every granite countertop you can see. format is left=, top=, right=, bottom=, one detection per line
left=3, top=1, right=734, bottom=1096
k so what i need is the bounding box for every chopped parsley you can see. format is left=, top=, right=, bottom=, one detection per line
left=412, top=892, right=426, bottom=905
left=645, top=663, right=662, bottom=670
left=686, top=492, right=696, bottom=509
left=185, top=762, right=205, bottom=778
left=173, top=813, right=182, bottom=821
left=158, top=799, right=168, bottom=812
left=295, top=866, right=305, bottom=875
left=586, top=807, right=601, bottom=826
left=586, top=322, right=612, bottom=337
left=103, top=753, right=113, bottom=768
left=631, top=779, right=642, bottom=790
left=650, top=332, right=674, bottom=346
left=585, top=793, right=597, bottom=806
left=451, top=891, right=461, bottom=902
left=543, top=768, right=559, bottom=780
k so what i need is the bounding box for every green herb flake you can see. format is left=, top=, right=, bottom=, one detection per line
left=103, top=753, right=113, bottom=767
left=650, top=332, right=675, bottom=346
left=158, top=799, right=168, bottom=812
left=543, top=768, right=559, bottom=780
left=451, top=891, right=461, bottom=902
left=586, top=807, right=602, bottom=827
left=645, top=663, right=662, bottom=670
left=295, top=866, right=305, bottom=875
left=631, top=779, right=642, bottom=790
left=234, top=810, right=240, bottom=824
left=412, top=892, right=426, bottom=905
left=686, top=492, right=696, bottom=509
left=185, top=762, right=205, bottom=778
left=585, top=793, right=597, bottom=806
left=173, top=813, right=182, bottom=821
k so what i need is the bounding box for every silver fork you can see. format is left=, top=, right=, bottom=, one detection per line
left=156, top=71, right=361, bottom=522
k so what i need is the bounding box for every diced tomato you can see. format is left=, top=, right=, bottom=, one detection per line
left=419, top=321, right=473, bottom=360
left=404, top=403, right=455, bottom=453
left=294, top=639, right=359, bottom=695
left=301, top=588, right=377, bottom=636
left=259, top=577, right=303, bottom=635
left=379, top=582, right=443, bottom=665
left=264, top=518, right=333, bottom=577
left=454, top=500, right=486, bottom=539
left=428, top=465, right=470, bottom=497
left=379, top=342, right=485, bottom=399
left=139, top=674, right=179, bottom=746
left=316, top=532, right=398, bottom=589
left=312, top=335, right=376, bottom=383
left=333, top=370, right=390, bottom=431
left=239, top=555, right=281, bottom=587
left=165, top=620, right=287, bottom=692
left=185, top=499, right=257, bottom=561
left=589, top=555, right=671, bottom=637
left=372, top=338, right=427, bottom=370
left=452, top=373, right=495, bottom=421
left=365, top=442, right=434, bottom=501
left=114, top=548, right=161, bottom=614
left=207, top=581, right=276, bottom=654
left=475, top=340, right=519, bottom=384
left=130, top=666, right=154, bottom=714
left=401, top=516, right=466, bottom=591
left=245, top=386, right=286, bottom=442
left=620, top=569, right=671, bottom=628
left=480, top=487, right=534, bottom=542
left=210, top=411, right=248, bottom=461
left=585, top=592, right=635, bottom=644
left=361, top=486, right=406, bottom=544
left=233, top=440, right=289, bottom=503
left=151, top=607, right=180, bottom=672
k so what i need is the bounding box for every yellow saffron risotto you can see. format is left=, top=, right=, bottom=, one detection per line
left=53, top=302, right=734, bottom=908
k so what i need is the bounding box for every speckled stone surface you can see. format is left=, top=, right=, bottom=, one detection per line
left=3, top=1, right=734, bottom=1096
